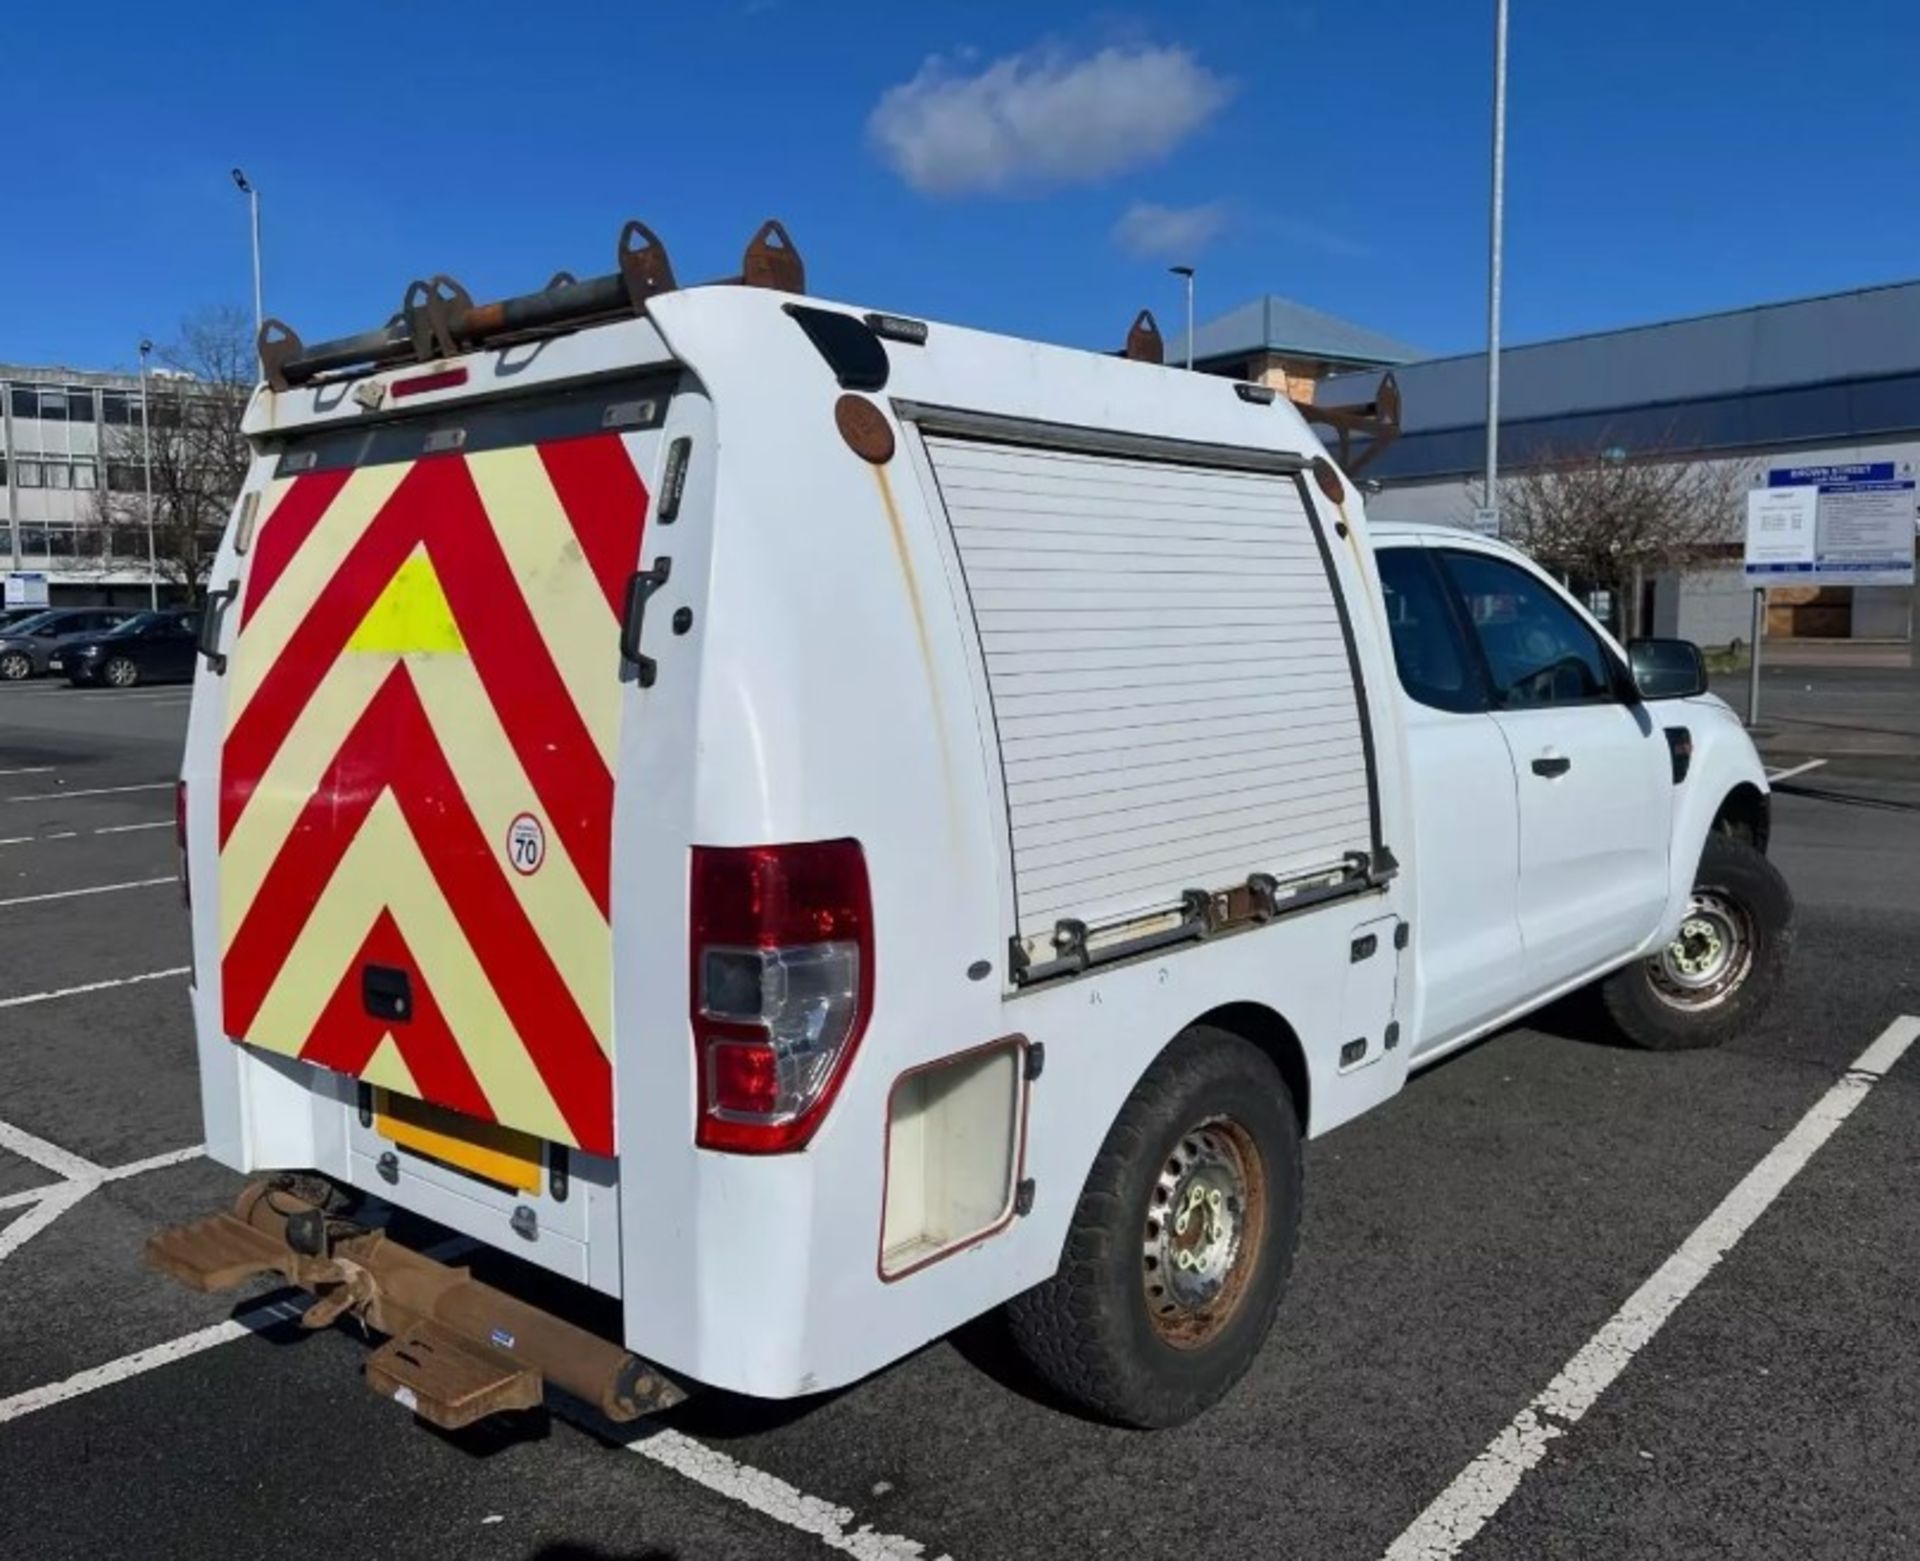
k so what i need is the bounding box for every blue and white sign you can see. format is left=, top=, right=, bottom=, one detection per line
left=2, top=571, right=49, bottom=608
left=1745, top=461, right=1916, bottom=586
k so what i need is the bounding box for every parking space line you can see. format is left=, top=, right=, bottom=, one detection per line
left=0, top=1181, right=92, bottom=1262
left=0, top=1118, right=104, bottom=1181
left=0, top=967, right=191, bottom=1009
left=1766, top=758, right=1829, bottom=783
left=0, top=820, right=173, bottom=848
left=0, top=876, right=176, bottom=909
left=3, top=782, right=173, bottom=803
left=625, top=1426, right=952, bottom=1560
left=0, top=767, right=56, bottom=777
left=0, top=1298, right=305, bottom=1427
left=0, top=1308, right=952, bottom=1561
left=1381, top=1014, right=1920, bottom=1561
left=99, top=1145, right=205, bottom=1183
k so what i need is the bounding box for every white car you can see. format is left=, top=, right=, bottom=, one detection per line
left=153, top=233, right=1789, bottom=1431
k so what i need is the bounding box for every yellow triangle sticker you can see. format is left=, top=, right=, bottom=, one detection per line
left=360, top=1033, right=419, bottom=1095
left=347, top=552, right=466, bottom=655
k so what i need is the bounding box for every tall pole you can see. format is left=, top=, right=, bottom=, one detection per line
left=1483, top=0, right=1509, bottom=535
left=139, top=340, right=158, bottom=611
left=1170, top=265, right=1195, bottom=370
left=231, top=168, right=264, bottom=361
left=1747, top=587, right=1764, bottom=727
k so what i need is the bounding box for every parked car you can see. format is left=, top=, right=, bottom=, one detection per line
left=150, top=269, right=1789, bottom=1434
left=59, top=610, right=202, bottom=687
left=0, top=608, right=140, bottom=680
left=0, top=606, right=49, bottom=632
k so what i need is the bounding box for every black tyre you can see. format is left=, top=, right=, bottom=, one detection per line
left=103, top=656, right=140, bottom=689
left=1003, top=1024, right=1302, bottom=1427
left=1600, top=832, right=1793, bottom=1051
left=0, top=651, right=31, bottom=681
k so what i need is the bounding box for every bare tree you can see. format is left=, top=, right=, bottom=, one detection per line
left=1473, top=440, right=1751, bottom=636
left=93, top=306, right=254, bottom=598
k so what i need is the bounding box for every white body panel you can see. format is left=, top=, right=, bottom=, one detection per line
left=179, top=290, right=1766, bottom=1401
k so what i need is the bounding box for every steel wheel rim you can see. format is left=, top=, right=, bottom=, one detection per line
left=1141, top=1115, right=1267, bottom=1349
left=1648, top=889, right=1753, bottom=1011
left=106, top=659, right=136, bottom=687
left=0, top=654, right=28, bottom=680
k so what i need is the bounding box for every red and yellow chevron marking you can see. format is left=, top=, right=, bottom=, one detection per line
left=218, top=432, right=651, bottom=1156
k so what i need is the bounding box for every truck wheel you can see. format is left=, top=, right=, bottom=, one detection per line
left=1601, top=832, right=1793, bottom=1051
left=1003, top=1024, right=1302, bottom=1427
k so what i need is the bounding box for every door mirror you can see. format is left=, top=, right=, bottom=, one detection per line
left=1627, top=638, right=1708, bottom=700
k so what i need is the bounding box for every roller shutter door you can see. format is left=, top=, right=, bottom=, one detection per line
left=925, top=434, right=1375, bottom=950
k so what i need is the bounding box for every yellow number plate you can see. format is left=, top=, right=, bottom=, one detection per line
left=374, top=1090, right=545, bottom=1194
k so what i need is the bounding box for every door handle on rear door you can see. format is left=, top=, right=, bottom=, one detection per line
left=620, top=557, right=672, bottom=686
left=1530, top=754, right=1572, bottom=778
left=198, top=581, right=239, bottom=675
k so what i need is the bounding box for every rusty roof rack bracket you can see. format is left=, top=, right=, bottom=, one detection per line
left=545, top=270, right=578, bottom=291
left=1124, top=310, right=1164, bottom=364
left=617, top=221, right=677, bottom=311
left=741, top=220, right=804, bottom=293
left=258, top=318, right=304, bottom=393
left=1299, top=371, right=1401, bottom=475
left=399, top=275, right=474, bottom=363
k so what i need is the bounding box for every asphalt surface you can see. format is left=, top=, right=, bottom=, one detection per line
left=1, top=666, right=1916, bottom=1561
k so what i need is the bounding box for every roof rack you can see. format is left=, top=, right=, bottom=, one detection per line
left=1297, top=372, right=1401, bottom=475
left=258, top=218, right=806, bottom=392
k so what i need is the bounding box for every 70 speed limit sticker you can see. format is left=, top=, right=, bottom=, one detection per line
left=505, top=812, right=547, bottom=875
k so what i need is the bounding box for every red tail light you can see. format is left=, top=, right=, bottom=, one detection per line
left=176, top=779, right=190, bottom=908
left=690, top=840, right=872, bottom=1154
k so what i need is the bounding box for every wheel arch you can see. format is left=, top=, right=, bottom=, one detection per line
left=1187, top=1000, right=1311, bottom=1138
left=1711, top=781, right=1771, bottom=853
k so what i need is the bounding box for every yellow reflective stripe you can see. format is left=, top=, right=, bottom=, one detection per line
left=408, top=652, right=611, bottom=1053
left=219, top=653, right=391, bottom=951
left=228, top=463, right=411, bottom=725
left=464, top=446, right=624, bottom=764
left=244, top=794, right=575, bottom=1146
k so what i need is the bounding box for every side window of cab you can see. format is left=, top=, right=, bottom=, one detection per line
left=1375, top=546, right=1485, bottom=714
left=1436, top=550, right=1618, bottom=709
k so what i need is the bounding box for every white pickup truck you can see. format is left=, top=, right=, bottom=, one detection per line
left=152, top=225, right=1791, bottom=1432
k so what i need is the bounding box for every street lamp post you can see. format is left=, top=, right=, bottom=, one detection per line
left=230, top=167, right=264, bottom=351
left=1483, top=0, right=1510, bottom=536
left=138, top=339, right=158, bottom=610
left=1169, top=265, right=1196, bottom=370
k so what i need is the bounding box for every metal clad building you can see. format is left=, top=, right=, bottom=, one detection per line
left=1318, top=282, right=1920, bottom=644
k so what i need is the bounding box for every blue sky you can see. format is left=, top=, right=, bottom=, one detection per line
left=6, top=1, right=1918, bottom=375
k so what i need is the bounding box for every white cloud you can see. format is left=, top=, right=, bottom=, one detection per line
left=1112, top=200, right=1230, bottom=259
left=869, top=43, right=1232, bottom=196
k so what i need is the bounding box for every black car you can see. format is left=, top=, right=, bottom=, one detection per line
left=61, top=610, right=202, bottom=688
left=0, top=607, right=141, bottom=679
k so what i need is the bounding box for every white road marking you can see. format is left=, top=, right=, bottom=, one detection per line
left=0, top=876, right=175, bottom=909
left=3, top=782, right=173, bottom=803
left=0, top=967, right=191, bottom=1009
left=1382, top=1014, right=1920, bottom=1561
left=1766, top=758, right=1828, bottom=783
left=0, top=1118, right=103, bottom=1180
left=0, top=1299, right=304, bottom=1427
left=0, top=766, right=55, bottom=777
left=99, top=1144, right=205, bottom=1182
left=0, top=820, right=173, bottom=848
left=0, top=1306, right=951, bottom=1561
left=0, top=1181, right=91, bottom=1262
left=628, top=1427, right=951, bottom=1559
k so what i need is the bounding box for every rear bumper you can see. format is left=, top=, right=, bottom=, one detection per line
left=147, top=1179, right=686, bottom=1429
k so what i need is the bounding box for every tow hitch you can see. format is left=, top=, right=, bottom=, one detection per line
left=146, top=1180, right=685, bottom=1431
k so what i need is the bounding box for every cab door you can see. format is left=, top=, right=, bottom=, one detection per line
left=1434, top=548, right=1672, bottom=990
left=1374, top=544, right=1525, bottom=1055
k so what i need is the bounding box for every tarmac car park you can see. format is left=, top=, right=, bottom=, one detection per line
left=3, top=588, right=1917, bottom=1561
